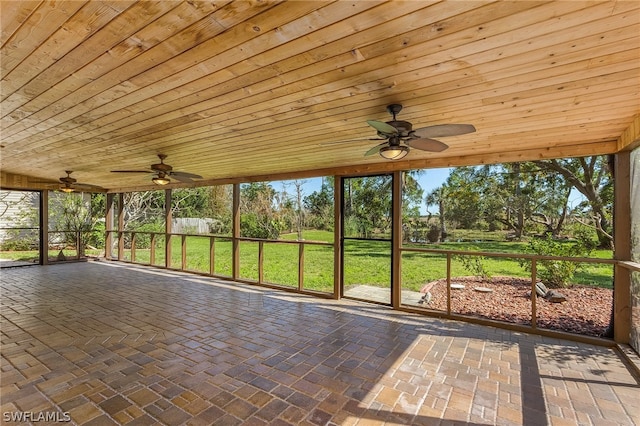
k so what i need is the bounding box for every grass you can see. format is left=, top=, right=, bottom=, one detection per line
left=1, top=230, right=613, bottom=290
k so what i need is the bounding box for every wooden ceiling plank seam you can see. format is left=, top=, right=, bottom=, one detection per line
left=357, top=1, right=637, bottom=71
left=480, top=60, right=640, bottom=106
left=0, top=1, right=87, bottom=75
left=1, top=0, right=632, bottom=149
left=1, top=1, right=136, bottom=100
left=0, top=0, right=270, bottom=135
left=0, top=1, right=195, bottom=124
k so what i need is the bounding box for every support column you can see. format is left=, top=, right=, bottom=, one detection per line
left=614, top=152, right=632, bottom=343
left=165, top=189, right=172, bottom=268
left=232, top=183, right=240, bottom=280
left=105, top=193, right=114, bottom=259
left=40, top=190, right=49, bottom=265
left=117, top=193, right=124, bottom=261
left=333, top=176, right=342, bottom=299
left=392, top=171, right=403, bottom=308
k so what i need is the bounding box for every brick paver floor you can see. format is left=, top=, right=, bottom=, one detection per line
left=1, top=261, right=638, bottom=425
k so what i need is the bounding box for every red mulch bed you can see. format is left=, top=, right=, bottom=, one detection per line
left=419, top=276, right=613, bottom=337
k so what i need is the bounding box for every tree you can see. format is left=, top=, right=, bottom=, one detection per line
left=533, top=156, right=613, bottom=248
left=304, top=178, right=333, bottom=231
left=122, top=190, right=165, bottom=230
left=172, top=187, right=215, bottom=218
left=343, top=176, right=392, bottom=238
left=425, top=185, right=448, bottom=241
left=0, top=191, right=39, bottom=250
left=484, top=162, right=568, bottom=239
left=400, top=170, right=425, bottom=243
left=240, top=182, right=282, bottom=239
left=292, top=180, right=306, bottom=240
left=441, top=167, right=483, bottom=230
left=49, top=193, right=96, bottom=257
left=401, top=170, right=425, bottom=220
left=427, top=163, right=576, bottom=240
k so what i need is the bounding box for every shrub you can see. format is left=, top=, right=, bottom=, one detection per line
left=454, top=253, right=491, bottom=280
left=0, top=233, right=38, bottom=251
left=520, top=233, right=595, bottom=287
left=427, top=225, right=440, bottom=243
left=124, top=220, right=164, bottom=249
left=241, top=213, right=280, bottom=239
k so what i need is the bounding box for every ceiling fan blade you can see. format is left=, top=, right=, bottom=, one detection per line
left=406, top=137, right=449, bottom=152
left=365, top=142, right=387, bottom=157
left=171, top=171, right=202, bottom=179
left=170, top=174, right=195, bottom=183
left=367, top=120, right=398, bottom=135
left=319, top=137, right=384, bottom=146
left=111, top=170, right=152, bottom=173
left=412, top=124, right=476, bottom=138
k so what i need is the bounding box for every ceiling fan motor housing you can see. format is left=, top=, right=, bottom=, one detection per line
left=151, top=163, right=172, bottom=172
left=386, top=120, right=412, bottom=136
left=60, top=171, right=77, bottom=184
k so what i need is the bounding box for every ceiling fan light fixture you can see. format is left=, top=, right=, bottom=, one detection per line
left=152, top=176, right=171, bottom=185
left=379, top=145, right=409, bottom=160
left=60, top=186, right=74, bottom=193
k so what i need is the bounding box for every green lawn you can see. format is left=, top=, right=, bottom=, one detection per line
left=1, top=230, right=613, bottom=290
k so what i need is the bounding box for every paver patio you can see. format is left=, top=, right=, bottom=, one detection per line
left=1, top=261, right=638, bottom=425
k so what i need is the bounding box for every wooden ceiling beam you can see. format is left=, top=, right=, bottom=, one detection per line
left=617, top=115, right=640, bottom=152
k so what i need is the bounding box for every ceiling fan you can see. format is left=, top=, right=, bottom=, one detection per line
left=31, top=171, right=105, bottom=193
left=364, top=104, right=476, bottom=160
left=111, top=154, right=203, bottom=185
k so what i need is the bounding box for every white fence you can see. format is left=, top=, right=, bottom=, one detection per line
left=171, top=218, right=224, bottom=234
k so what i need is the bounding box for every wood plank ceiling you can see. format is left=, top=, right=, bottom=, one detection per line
left=1, top=1, right=639, bottom=192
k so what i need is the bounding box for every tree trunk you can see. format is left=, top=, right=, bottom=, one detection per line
left=438, top=199, right=447, bottom=241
